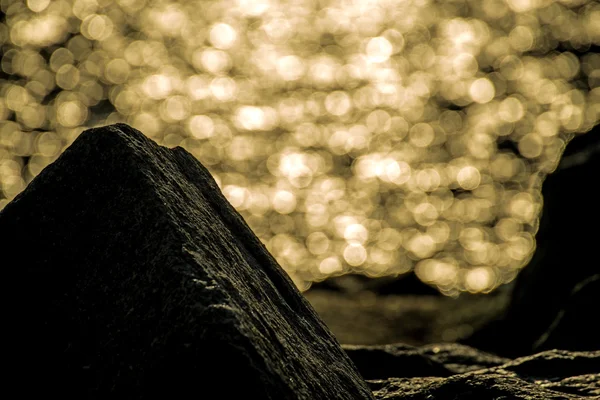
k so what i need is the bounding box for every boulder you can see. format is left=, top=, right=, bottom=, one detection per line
left=1, top=123, right=374, bottom=399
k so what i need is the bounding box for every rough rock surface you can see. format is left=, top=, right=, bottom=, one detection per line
left=534, top=274, right=600, bottom=353
left=346, top=345, right=599, bottom=399
left=1, top=123, right=373, bottom=399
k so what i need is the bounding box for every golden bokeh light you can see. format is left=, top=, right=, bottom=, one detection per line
left=1, top=0, right=599, bottom=294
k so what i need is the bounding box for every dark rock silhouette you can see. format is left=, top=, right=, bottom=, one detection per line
left=3, top=122, right=598, bottom=399
left=1, top=124, right=373, bottom=399
left=463, top=128, right=600, bottom=357
left=533, top=274, right=600, bottom=353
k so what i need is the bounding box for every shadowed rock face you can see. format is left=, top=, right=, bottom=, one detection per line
left=1, top=123, right=373, bottom=399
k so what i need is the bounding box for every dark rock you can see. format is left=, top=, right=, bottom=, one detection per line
left=463, top=128, right=600, bottom=357
left=371, top=374, right=582, bottom=399
left=342, top=342, right=515, bottom=379
left=2, top=123, right=373, bottom=399
left=542, top=374, right=600, bottom=398
left=500, top=349, right=600, bottom=379
left=367, top=347, right=600, bottom=399
left=418, top=343, right=511, bottom=374
left=534, top=274, right=600, bottom=353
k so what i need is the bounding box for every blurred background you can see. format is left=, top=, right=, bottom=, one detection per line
left=1, top=0, right=599, bottom=296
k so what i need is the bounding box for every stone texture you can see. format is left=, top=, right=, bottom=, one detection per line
left=2, top=123, right=373, bottom=399
left=362, top=347, right=599, bottom=399
left=415, top=343, right=511, bottom=374
left=534, top=274, right=600, bottom=353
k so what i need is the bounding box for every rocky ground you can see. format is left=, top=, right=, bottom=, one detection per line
left=351, top=346, right=599, bottom=399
